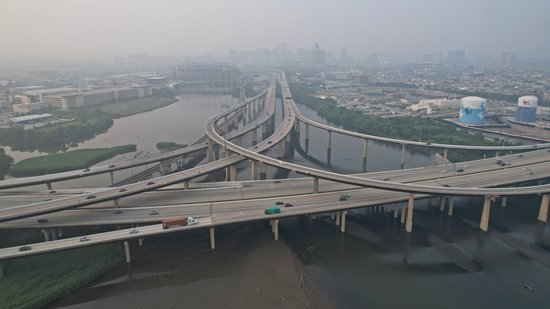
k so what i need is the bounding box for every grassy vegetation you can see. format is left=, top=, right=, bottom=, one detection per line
left=100, top=96, right=177, bottom=118
left=290, top=82, right=519, bottom=162
left=9, top=144, right=136, bottom=177
left=156, top=141, right=188, bottom=152
left=0, top=148, right=13, bottom=179
left=0, top=243, right=122, bottom=309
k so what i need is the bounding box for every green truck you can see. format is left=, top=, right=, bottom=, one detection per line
left=265, top=207, right=281, bottom=215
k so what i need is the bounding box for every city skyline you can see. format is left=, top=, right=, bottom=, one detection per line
left=2, top=0, right=550, bottom=61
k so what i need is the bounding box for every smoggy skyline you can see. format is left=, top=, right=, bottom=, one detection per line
left=2, top=0, right=549, bottom=60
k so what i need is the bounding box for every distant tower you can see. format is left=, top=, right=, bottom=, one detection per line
left=515, top=96, right=538, bottom=123
left=459, top=96, right=487, bottom=124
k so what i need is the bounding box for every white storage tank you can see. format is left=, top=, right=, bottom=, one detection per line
left=459, top=96, right=487, bottom=124
left=516, top=95, right=538, bottom=123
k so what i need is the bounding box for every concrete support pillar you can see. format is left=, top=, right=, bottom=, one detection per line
left=335, top=211, right=341, bottom=226
left=229, top=166, right=237, bottom=181
left=401, top=205, right=407, bottom=224
left=405, top=193, right=414, bottom=232
left=340, top=211, right=347, bottom=233
left=250, top=160, right=257, bottom=180
left=46, top=182, right=53, bottom=191
left=138, top=238, right=143, bottom=246
left=495, top=151, right=500, bottom=157
left=305, top=123, right=310, bottom=153
left=327, top=131, right=332, bottom=149
left=273, top=219, right=279, bottom=240
left=0, top=262, right=3, bottom=280
left=114, top=199, right=119, bottom=208
left=448, top=197, right=455, bottom=216
left=262, top=123, right=267, bottom=139
left=110, top=171, right=115, bottom=185
left=501, top=196, right=507, bottom=208
left=394, top=208, right=399, bottom=218
left=538, top=194, right=549, bottom=223
left=57, top=228, right=63, bottom=238
left=210, top=227, right=216, bottom=249
left=277, top=141, right=284, bottom=158
left=50, top=229, right=57, bottom=241
left=252, top=129, right=258, bottom=145
left=183, top=181, right=189, bottom=190
left=443, top=149, right=448, bottom=160
left=400, top=144, right=406, bottom=169
left=311, top=177, right=319, bottom=193
left=259, top=162, right=266, bottom=180
left=363, top=139, right=368, bottom=172
left=439, top=196, right=446, bottom=212
left=480, top=196, right=492, bottom=232
left=207, top=139, right=213, bottom=162
left=124, top=241, right=131, bottom=263
left=41, top=229, right=50, bottom=242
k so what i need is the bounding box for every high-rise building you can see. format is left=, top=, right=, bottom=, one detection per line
left=501, top=52, right=519, bottom=68
left=447, top=50, right=466, bottom=66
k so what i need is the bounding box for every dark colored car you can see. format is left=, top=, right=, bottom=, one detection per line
left=118, top=188, right=127, bottom=192
left=496, top=159, right=502, bottom=165
left=339, top=196, right=348, bottom=201
left=284, top=203, right=293, bottom=207
left=83, top=168, right=90, bottom=172
left=147, top=181, right=155, bottom=185
left=113, top=210, right=123, bottom=214
left=275, top=201, right=284, bottom=205
left=48, top=190, right=56, bottom=194
left=86, top=194, right=96, bottom=200
left=37, top=218, right=48, bottom=223
left=500, top=162, right=506, bottom=167
left=109, top=164, right=116, bottom=168
left=19, top=246, right=32, bottom=251
left=456, top=168, right=464, bottom=172
left=150, top=210, right=159, bottom=215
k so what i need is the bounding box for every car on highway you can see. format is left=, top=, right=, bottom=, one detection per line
left=496, top=159, right=503, bottom=165
left=441, top=170, right=448, bottom=174
left=340, top=193, right=350, bottom=199
left=82, top=168, right=90, bottom=172
left=113, top=210, right=123, bottom=214
left=19, top=245, right=32, bottom=251
left=86, top=194, right=96, bottom=200
left=268, top=141, right=272, bottom=144
left=500, top=162, right=507, bottom=167
left=129, top=229, right=139, bottom=234
left=188, top=217, right=199, bottom=225
left=109, top=164, right=116, bottom=168
left=265, top=207, right=281, bottom=214
left=339, top=194, right=349, bottom=201
left=147, top=181, right=155, bottom=185
left=275, top=201, right=284, bottom=205
left=37, top=218, right=48, bottom=223
left=284, top=203, right=293, bottom=207
left=456, top=168, right=464, bottom=172
left=517, top=154, right=524, bottom=158
left=150, top=210, right=159, bottom=215
left=381, top=177, right=390, bottom=181
left=48, top=190, right=56, bottom=194
left=80, top=236, right=90, bottom=242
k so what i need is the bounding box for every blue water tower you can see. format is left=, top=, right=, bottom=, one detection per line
left=459, top=96, right=487, bottom=125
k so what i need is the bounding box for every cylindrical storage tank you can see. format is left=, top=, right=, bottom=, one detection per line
left=516, top=95, right=538, bottom=123
left=459, top=96, right=487, bottom=124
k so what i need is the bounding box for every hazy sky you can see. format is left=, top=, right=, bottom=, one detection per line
left=2, top=0, right=549, bottom=59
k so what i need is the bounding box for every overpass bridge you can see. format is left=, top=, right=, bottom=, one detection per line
left=0, top=70, right=549, bottom=263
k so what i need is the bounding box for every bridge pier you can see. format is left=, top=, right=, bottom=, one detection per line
left=0, top=262, right=3, bottom=280
left=400, top=204, right=406, bottom=224
left=210, top=227, right=216, bottom=249
left=394, top=208, right=399, bottom=218
left=400, top=144, right=406, bottom=169
left=363, top=139, right=368, bottom=172
left=340, top=211, right=347, bottom=233
left=138, top=238, right=143, bottom=246
left=277, top=141, right=284, bottom=158
left=259, top=162, right=266, bottom=180
left=480, top=196, right=492, bottom=232
left=439, top=196, right=446, bottom=212
left=183, top=181, right=189, bottom=190
left=443, top=149, right=448, bottom=160
left=109, top=171, right=115, bottom=185
left=46, top=182, right=53, bottom=191
left=50, top=229, right=57, bottom=241
left=448, top=197, right=455, bottom=216
left=41, top=229, right=50, bottom=242
left=124, top=241, right=131, bottom=263
left=57, top=228, right=63, bottom=238
left=405, top=193, right=414, bottom=232
left=271, top=219, right=279, bottom=240
left=313, top=177, right=319, bottom=193
left=229, top=166, right=237, bottom=181
left=252, top=129, right=258, bottom=145
left=207, top=139, right=213, bottom=162
left=262, top=123, right=268, bottom=139
left=501, top=196, right=507, bottom=208
left=305, top=123, right=310, bottom=153
left=335, top=211, right=341, bottom=226
left=327, top=131, right=332, bottom=165
left=538, top=194, right=549, bottom=223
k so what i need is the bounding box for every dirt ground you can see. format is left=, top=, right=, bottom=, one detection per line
left=48, top=223, right=329, bottom=309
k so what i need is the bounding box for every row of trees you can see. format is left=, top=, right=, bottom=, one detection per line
left=0, top=148, right=13, bottom=179
left=290, top=83, right=518, bottom=162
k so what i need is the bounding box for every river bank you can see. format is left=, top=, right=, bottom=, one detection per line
left=47, top=223, right=330, bottom=309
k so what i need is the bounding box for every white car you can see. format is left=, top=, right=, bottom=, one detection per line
left=187, top=217, right=199, bottom=225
